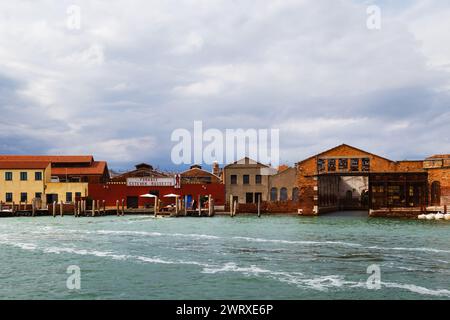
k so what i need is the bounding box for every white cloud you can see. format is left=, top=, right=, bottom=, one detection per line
left=0, top=0, right=449, bottom=168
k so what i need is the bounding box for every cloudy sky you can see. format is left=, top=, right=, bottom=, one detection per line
left=0, top=0, right=449, bottom=171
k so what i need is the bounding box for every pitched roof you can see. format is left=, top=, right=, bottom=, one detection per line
left=0, top=155, right=93, bottom=163
left=0, top=161, right=50, bottom=169
left=297, top=144, right=394, bottom=165
left=51, top=161, right=107, bottom=175
left=224, top=157, right=271, bottom=168
left=180, top=167, right=221, bottom=180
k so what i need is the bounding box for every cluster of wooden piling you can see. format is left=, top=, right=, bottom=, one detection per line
left=1, top=195, right=218, bottom=218
left=228, top=195, right=262, bottom=217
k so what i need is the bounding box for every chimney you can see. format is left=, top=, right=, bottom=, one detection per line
left=212, top=161, right=219, bottom=176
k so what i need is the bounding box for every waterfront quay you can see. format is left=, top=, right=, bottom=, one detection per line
left=0, top=144, right=449, bottom=219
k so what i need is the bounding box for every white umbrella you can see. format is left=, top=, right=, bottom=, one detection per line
left=164, top=193, right=180, bottom=198
left=140, top=194, right=157, bottom=198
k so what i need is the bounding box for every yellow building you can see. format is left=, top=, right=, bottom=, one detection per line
left=0, top=161, right=88, bottom=206
left=0, top=161, right=51, bottom=204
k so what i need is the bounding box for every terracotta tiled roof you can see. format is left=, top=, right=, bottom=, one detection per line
left=51, top=161, right=107, bottom=176
left=0, top=161, right=50, bottom=169
left=0, top=155, right=94, bottom=163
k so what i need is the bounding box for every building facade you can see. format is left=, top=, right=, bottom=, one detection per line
left=88, top=164, right=225, bottom=209
left=0, top=161, right=51, bottom=204
left=296, top=144, right=431, bottom=215
left=223, top=157, right=277, bottom=205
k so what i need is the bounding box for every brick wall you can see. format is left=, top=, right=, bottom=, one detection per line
left=427, top=168, right=450, bottom=206
left=225, top=201, right=299, bottom=214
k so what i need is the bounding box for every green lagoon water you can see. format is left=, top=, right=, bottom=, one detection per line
left=0, top=212, right=449, bottom=300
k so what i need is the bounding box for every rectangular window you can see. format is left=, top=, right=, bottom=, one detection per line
left=328, top=159, right=336, bottom=172
left=317, top=159, right=325, bottom=173
left=243, top=175, right=250, bottom=185
left=255, top=175, right=262, bottom=184
left=245, top=192, right=254, bottom=204
left=230, top=175, right=237, bottom=185
left=75, top=192, right=82, bottom=200
left=362, top=158, right=370, bottom=172
left=255, top=192, right=262, bottom=203
left=66, top=192, right=73, bottom=202
left=20, top=172, right=28, bottom=181
left=6, top=193, right=13, bottom=202
left=350, top=159, right=359, bottom=171
left=5, top=172, right=13, bottom=181
left=338, top=159, right=348, bottom=171
left=35, top=172, right=42, bottom=181
left=35, top=192, right=42, bottom=199
left=20, top=192, right=27, bottom=202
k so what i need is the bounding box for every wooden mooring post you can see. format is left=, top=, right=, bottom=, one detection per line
left=92, top=200, right=96, bottom=217
left=229, top=195, right=233, bottom=216
left=121, top=199, right=125, bottom=216
left=116, top=200, right=120, bottom=216
left=32, top=199, right=36, bottom=217
left=102, top=200, right=106, bottom=215
left=60, top=201, right=64, bottom=217
left=154, top=197, right=158, bottom=217
left=257, top=197, right=261, bottom=218
left=233, top=200, right=237, bottom=217
left=52, top=201, right=56, bottom=217
left=208, top=194, right=212, bottom=217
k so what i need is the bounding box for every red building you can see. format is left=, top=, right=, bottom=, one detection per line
left=88, top=164, right=224, bottom=208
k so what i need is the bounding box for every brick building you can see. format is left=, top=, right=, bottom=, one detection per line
left=296, top=144, right=428, bottom=215
left=424, top=155, right=450, bottom=207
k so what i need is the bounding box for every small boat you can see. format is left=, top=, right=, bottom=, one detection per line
left=435, top=213, right=445, bottom=220
left=444, top=214, right=450, bottom=221
left=418, top=214, right=427, bottom=220
left=426, top=214, right=436, bottom=220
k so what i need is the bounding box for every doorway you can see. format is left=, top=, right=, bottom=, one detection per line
left=127, top=196, right=139, bottom=209
left=431, top=181, right=441, bottom=206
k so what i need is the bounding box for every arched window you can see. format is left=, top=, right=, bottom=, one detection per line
left=280, top=188, right=288, bottom=201
left=270, top=187, right=278, bottom=202
left=292, top=188, right=299, bottom=202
